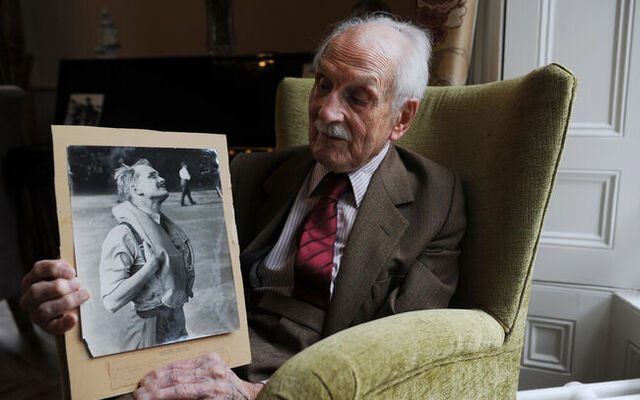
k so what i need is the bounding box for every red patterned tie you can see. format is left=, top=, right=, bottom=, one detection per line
left=293, top=173, right=350, bottom=310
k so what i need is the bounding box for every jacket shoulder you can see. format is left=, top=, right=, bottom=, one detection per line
left=394, top=145, right=456, bottom=181
left=392, top=145, right=459, bottom=202
left=230, top=146, right=310, bottom=190
left=231, top=146, right=308, bottom=175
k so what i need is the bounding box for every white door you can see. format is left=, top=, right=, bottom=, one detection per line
left=502, top=0, right=640, bottom=389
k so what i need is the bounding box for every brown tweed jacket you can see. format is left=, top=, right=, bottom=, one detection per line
left=230, top=145, right=466, bottom=381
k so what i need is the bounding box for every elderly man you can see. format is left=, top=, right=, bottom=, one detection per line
left=20, top=15, right=465, bottom=400
left=98, top=159, right=195, bottom=348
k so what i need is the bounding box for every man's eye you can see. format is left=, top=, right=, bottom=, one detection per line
left=317, top=78, right=331, bottom=90
left=351, top=95, right=367, bottom=105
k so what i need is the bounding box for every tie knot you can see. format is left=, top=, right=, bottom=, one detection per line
left=320, top=173, right=350, bottom=201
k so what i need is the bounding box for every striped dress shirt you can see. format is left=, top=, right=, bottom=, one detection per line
left=251, top=142, right=391, bottom=298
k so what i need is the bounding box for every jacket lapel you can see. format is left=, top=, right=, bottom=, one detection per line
left=242, top=149, right=314, bottom=257
left=323, top=146, right=414, bottom=336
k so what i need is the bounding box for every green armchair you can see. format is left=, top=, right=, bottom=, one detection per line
left=256, top=64, right=577, bottom=399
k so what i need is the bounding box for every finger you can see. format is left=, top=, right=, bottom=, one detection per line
left=139, top=354, right=221, bottom=387
left=20, top=278, right=80, bottom=311
left=145, top=363, right=229, bottom=391
left=30, top=289, right=90, bottom=328
left=161, top=353, right=222, bottom=372
left=143, top=369, right=212, bottom=391
left=46, top=312, right=79, bottom=335
left=143, top=242, right=156, bottom=258
left=203, top=363, right=229, bottom=380
left=135, top=381, right=231, bottom=400
left=20, top=278, right=82, bottom=312
left=139, top=364, right=200, bottom=388
left=22, top=260, right=75, bottom=292
left=140, top=362, right=202, bottom=388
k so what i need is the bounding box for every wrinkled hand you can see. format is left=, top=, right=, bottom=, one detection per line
left=20, top=259, right=90, bottom=335
left=135, top=353, right=263, bottom=400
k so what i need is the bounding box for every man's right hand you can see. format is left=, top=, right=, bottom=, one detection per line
left=143, top=241, right=164, bottom=271
left=20, top=259, right=90, bottom=335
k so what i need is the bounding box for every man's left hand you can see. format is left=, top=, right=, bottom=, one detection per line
left=134, top=353, right=263, bottom=400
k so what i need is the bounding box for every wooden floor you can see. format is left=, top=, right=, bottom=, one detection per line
left=0, top=299, right=61, bottom=400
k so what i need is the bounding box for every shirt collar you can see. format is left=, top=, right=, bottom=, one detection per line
left=309, top=142, right=390, bottom=207
left=136, top=204, right=162, bottom=224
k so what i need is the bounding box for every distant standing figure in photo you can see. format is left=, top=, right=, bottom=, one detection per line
left=179, top=162, right=196, bottom=206
left=100, top=159, right=195, bottom=350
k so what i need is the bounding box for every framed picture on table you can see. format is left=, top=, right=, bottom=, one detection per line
left=63, top=93, right=105, bottom=126
left=51, top=126, right=250, bottom=399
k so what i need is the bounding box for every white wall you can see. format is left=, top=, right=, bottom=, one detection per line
left=492, top=0, right=640, bottom=389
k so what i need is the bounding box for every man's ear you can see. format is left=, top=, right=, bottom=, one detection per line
left=388, top=99, right=419, bottom=142
left=131, top=183, right=142, bottom=196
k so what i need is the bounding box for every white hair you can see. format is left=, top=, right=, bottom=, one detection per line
left=114, top=158, right=152, bottom=201
left=312, top=14, right=431, bottom=111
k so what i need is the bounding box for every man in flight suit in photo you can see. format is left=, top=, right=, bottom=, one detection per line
left=100, top=159, right=195, bottom=348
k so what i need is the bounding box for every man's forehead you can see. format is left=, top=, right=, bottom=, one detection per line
left=133, top=164, right=157, bottom=177
left=316, top=56, right=379, bottom=86
left=321, top=24, right=405, bottom=83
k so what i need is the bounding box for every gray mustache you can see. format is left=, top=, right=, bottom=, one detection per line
left=314, top=120, right=353, bottom=142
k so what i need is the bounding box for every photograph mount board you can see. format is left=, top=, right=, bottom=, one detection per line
left=52, top=126, right=250, bottom=399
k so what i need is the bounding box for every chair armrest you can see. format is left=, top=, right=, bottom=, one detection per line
left=258, top=309, right=505, bottom=399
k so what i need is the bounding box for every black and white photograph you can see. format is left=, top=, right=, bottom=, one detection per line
left=64, top=93, right=104, bottom=126
left=67, top=145, right=238, bottom=357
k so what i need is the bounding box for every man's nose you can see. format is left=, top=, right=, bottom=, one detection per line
left=317, top=92, right=344, bottom=124
left=158, top=176, right=165, bottom=183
